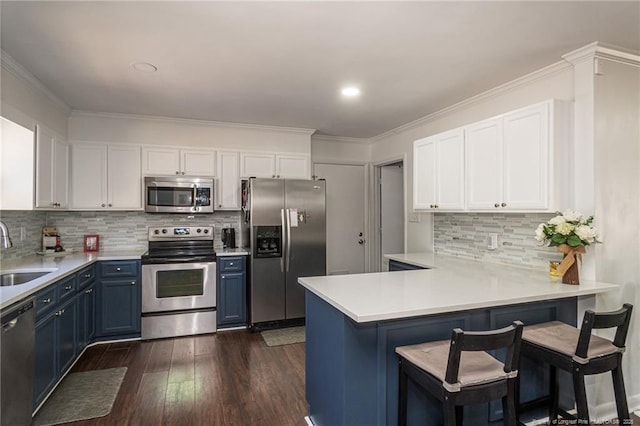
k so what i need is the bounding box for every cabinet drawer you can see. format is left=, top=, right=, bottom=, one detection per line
left=218, top=257, right=244, bottom=272
left=100, top=261, right=139, bottom=278
left=35, top=285, right=59, bottom=321
left=58, top=275, right=77, bottom=301
left=77, top=264, right=96, bottom=290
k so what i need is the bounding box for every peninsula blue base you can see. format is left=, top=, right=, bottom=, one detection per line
left=305, top=291, right=577, bottom=426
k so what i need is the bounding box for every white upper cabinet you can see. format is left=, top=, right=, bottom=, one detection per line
left=413, top=128, right=465, bottom=211
left=240, top=152, right=309, bottom=179
left=35, top=125, right=69, bottom=209
left=276, top=154, right=310, bottom=179
left=465, top=118, right=503, bottom=210
left=71, top=143, right=142, bottom=210
left=465, top=100, right=568, bottom=212
left=0, top=117, right=34, bottom=210
left=142, top=147, right=216, bottom=177
left=240, top=152, right=275, bottom=178
left=216, top=151, right=241, bottom=210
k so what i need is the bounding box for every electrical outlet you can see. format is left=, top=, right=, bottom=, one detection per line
left=20, top=227, right=26, bottom=241
left=487, top=233, right=498, bottom=250
left=408, top=213, right=421, bottom=223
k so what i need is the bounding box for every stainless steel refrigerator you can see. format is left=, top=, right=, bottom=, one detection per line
left=245, top=178, right=326, bottom=327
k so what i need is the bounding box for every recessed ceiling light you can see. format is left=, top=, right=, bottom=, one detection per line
left=132, top=62, right=158, bottom=73
left=341, top=86, right=360, bottom=97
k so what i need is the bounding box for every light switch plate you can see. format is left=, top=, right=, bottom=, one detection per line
left=408, top=213, right=421, bottom=223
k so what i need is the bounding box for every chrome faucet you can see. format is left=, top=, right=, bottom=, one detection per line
left=0, top=221, right=13, bottom=249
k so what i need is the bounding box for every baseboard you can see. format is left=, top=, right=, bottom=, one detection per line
left=592, top=392, right=640, bottom=421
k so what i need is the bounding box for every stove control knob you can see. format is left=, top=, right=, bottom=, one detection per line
left=162, top=229, right=168, bottom=234
left=154, top=230, right=160, bottom=235
left=196, top=228, right=202, bottom=233
left=204, top=229, right=209, bottom=234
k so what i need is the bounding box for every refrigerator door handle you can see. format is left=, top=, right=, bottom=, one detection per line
left=280, top=209, right=285, bottom=273
left=285, top=208, right=292, bottom=272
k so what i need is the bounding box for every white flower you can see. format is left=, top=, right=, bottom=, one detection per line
left=556, top=222, right=574, bottom=236
left=534, top=224, right=545, bottom=242
left=575, top=225, right=597, bottom=242
left=562, top=209, right=583, bottom=222
left=548, top=215, right=566, bottom=225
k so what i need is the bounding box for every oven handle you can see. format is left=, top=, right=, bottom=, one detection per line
left=280, top=209, right=285, bottom=273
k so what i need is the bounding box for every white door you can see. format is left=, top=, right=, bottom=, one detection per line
left=240, top=153, right=275, bottom=178
left=216, top=151, right=241, bottom=210
left=71, top=144, right=108, bottom=209
left=276, top=154, right=310, bottom=179
left=435, top=128, right=465, bottom=210
left=412, top=136, right=436, bottom=210
left=380, top=163, right=404, bottom=270
left=465, top=118, right=503, bottom=209
left=181, top=149, right=216, bottom=177
left=313, top=163, right=365, bottom=275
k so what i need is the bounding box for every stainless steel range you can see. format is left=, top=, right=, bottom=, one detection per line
left=141, top=226, right=216, bottom=340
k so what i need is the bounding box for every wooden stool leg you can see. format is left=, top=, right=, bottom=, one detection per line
left=572, top=368, right=590, bottom=425
left=549, top=365, right=559, bottom=422
left=398, top=362, right=408, bottom=426
left=611, top=364, right=630, bottom=422
left=443, top=395, right=457, bottom=426
left=502, top=379, right=517, bottom=426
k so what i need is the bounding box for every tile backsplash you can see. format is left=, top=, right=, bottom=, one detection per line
left=0, top=210, right=241, bottom=261
left=434, top=212, right=561, bottom=270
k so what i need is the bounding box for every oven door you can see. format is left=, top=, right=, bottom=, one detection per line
left=142, top=262, right=216, bottom=313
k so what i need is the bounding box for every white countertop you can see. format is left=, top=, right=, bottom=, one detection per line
left=298, top=253, right=619, bottom=323
left=0, top=248, right=145, bottom=310
left=217, top=248, right=249, bottom=256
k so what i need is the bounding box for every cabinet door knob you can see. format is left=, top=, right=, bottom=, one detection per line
left=65, top=285, right=72, bottom=290
left=55, top=310, right=62, bottom=316
left=277, top=175, right=280, bottom=178
left=182, top=172, right=185, bottom=175
left=84, top=274, right=91, bottom=278
left=116, top=267, right=121, bottom=271
left=131, top=281, right=136, bottom=285
left=102, top=203, right=106, bottom=207
left=85, top=289, right=93, bottom=294
left=108, top=203, right=112, bottom=207
left=218, top=204, right=222, bottom=208
left=501, top=202, right=507, bottom=207
left=272, top=175, right=276, bottom=178
left=221, top=275, right=225, bottom=279
left=176, top=171, right=179, bottom=175
left=494, top=203, right=500, bottom=208
left=229, top=262, right=234, bottom=266
left=43, top=298, right=51, bottom=304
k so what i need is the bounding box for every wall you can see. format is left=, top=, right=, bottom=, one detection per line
left=1, top=54, right=70, bottom=137
left=370, top=62, right=575, bottom=253
left=68, top=111, right=313, bottom=153
left=434, top=213, right=556, bottom=269
left=311, top=135, right=370, bottom=164
left=591, top=57, right=640, bottom=418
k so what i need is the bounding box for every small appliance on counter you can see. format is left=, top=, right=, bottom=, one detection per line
left=221, top=227, right=236, bottom=249
left=37, top=227, right=70, bottom=255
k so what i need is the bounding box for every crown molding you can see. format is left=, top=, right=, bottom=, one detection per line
left=1, top=50, right=71, bottom=113
left=563, top=42, right=640, bottom=67
left=69, top=110, right=317, bottom=136
left=311, top=134, right=371, bottom=145
left=370, top=59, right=572, bottom=143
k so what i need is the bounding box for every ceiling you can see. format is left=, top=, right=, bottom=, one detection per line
left=1, top=1, right=639, bottom=139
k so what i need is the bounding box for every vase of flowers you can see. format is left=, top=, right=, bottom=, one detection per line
left=534, top=210, right=599, bottom=284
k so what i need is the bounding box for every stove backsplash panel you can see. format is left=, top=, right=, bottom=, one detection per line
left=1, top=210, right=241, bottom=259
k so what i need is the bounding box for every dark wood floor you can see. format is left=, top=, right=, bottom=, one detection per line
left=63, top=329, right=307, bottom=425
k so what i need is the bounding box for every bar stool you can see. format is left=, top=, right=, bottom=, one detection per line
left=520, top=304, right=633, bottom=425
left=396, top=321, right=524, bottom=426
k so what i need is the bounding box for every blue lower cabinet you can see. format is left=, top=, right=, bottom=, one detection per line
left=97, top=260, right=141, bottom=338
left=217, top=256, right=247, bottom=328
left=34, top=312, right=57, bottom=409
left=77, top=282, right=96, bottom=350
left=57, top=297, right=78, bottom=375
left=388, top=260, right=427, bottom=271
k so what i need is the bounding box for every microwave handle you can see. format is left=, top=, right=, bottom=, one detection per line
left=193, top=186, right=198, bottom=207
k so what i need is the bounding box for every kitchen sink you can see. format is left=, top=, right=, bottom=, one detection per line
left=0, top=269, right=56, bottom=287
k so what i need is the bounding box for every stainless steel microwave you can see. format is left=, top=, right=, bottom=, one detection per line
left=144, top=176, right=214, bottom=213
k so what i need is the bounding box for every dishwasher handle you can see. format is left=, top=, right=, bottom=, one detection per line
left=1, top=299, right=34, bottom=332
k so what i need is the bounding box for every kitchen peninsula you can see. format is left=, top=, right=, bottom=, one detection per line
left=298, top=254, right=619, bottom=426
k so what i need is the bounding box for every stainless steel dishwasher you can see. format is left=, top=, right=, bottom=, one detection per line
left=1, top=298, right=35, bottom=426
